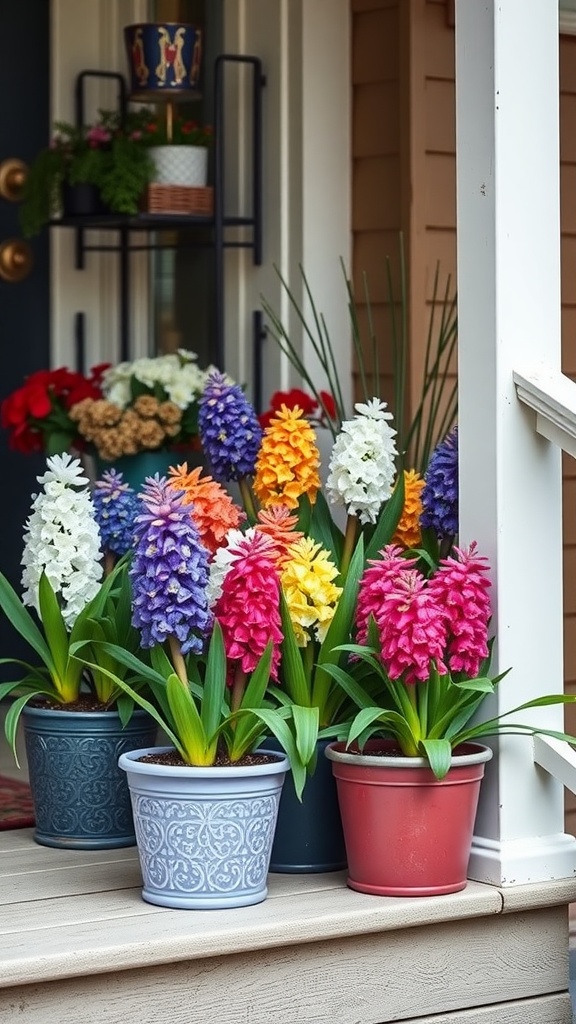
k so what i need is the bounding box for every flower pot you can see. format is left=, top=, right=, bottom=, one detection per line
left=261, top=737, right=346, bottom=873
left=22, top=706, right=157, bottom=850
left=61, top=182, right=109, bottom=218
left=119, top=746, right=288, bottom=909
left=95, top=446, right=204, bottom=492
left=149, top=145, right=208, bottom=187
left=124, top=23, right=203, bottom=98
left=326, top=739, right=492, bottom=897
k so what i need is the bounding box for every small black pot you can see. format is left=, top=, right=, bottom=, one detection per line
left=61, top=182, right=109, bottom=217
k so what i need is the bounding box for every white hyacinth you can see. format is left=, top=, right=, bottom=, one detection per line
left=325, top=398, right=398, bottom=525
left=20, top=453, right=103, bottom=630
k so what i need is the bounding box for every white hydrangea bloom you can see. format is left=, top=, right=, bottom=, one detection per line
left=20, top=453, right=103, bottom=630
left=206, top=527, right=255, bottom=607
left=100, top=351, right=222, bottom=412
left=325, top=398, right=398, bottom=525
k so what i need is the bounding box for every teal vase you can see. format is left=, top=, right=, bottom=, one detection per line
left=95, top=448, right=205, bottom=491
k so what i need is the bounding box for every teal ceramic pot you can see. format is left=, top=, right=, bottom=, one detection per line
left=22, top=706, right=157, bottom=850
left=120, top=746, right=288, bottom=909
left=95, top=447, right=204, bottom=492
left=261, top=737, right=347, bottom=873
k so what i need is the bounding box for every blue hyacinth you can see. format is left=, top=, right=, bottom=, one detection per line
left=420, top=426, right=459, bottom=539
left=93, top=469, right=140, bottom=558
left=129, top=476, right=211, bottom=655
left=198, top=370, right=263, bottom=482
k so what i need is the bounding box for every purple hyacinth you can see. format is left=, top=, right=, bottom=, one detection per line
left=420, top=426, right=459, bottom=539
left=198, top=370, right=263, bottom=482
left=129, top=475, right=212, bottom=655
left=93, top=469, right=140, bottom=557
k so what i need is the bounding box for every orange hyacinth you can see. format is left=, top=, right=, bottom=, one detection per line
left=392, top=469, right=425, bottom=550
left=253, top=405, right=321, bottom=510
left=255, top=504, right=304, bottom=566
left=168, top=463, right=245, bottom=554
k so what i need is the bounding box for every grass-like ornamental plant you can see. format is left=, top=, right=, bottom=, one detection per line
left=323, top=543, right=576, bottom=780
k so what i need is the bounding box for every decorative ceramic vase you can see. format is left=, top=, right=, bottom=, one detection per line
left=261, top=737, right=346, bottom=873
left=22, top=706, right=157, bottom=850
left=149, top=145, right=208, bottom=187
left=119, top=746, right=288, bottom=909
left=124, top=23, right=203, bottom=98
left=326, top=739, right=493, bottom=897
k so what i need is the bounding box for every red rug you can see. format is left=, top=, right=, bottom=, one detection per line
left=0, top=774, right=35, bottom=830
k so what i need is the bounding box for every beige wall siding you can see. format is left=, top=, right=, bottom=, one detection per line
left=351, top=0, right=402, bottom=406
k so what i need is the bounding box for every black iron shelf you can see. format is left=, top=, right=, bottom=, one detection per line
left=65, top=54, right=265, bottom=371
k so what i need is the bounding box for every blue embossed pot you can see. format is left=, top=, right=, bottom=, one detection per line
left=119, top=746, right=288, bottom=910
left=22, top=706, right=157, bottom=850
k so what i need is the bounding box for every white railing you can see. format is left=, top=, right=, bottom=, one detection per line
left=515, top=367, right=576, bottom=795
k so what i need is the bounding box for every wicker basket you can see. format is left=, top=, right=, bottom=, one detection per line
left=143, top=184, right=214, bottom=216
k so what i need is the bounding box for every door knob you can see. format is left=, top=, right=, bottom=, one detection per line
left=0, top=239, right=33, bottom=282
left=0, top=159, right=28, bottom=202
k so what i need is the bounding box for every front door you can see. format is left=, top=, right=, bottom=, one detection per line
left=0, top=1, right=50, bottom=669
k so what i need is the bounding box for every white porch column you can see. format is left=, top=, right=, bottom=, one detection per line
left=456, top=0, right=576, bottom=884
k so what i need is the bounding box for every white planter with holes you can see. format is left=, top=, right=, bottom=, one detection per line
left=149, top=145, right=208, bottom=187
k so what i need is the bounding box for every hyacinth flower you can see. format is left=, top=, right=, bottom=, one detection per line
left=252, top=404, right=321, bottom=511
left=93, top=468, right=140, bottom=572
left=0, top=455, right=139, bottom=753
left=75, top=477, right=315, bottom=793
left=197, top=370, right=262, bottom=518
left=167, top=462, right=245, bottom=555
left=392, top=469, right=425, bottom=550
left=420, top=424, right=459, bottom=550
left=321, top=538, right=576, bottom=780
left=325, top=398, right=401, bottom=573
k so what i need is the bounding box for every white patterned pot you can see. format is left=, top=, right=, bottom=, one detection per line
left=119, top=746, right=288, bottom=909
left=148, top=145, right=208, bottom=186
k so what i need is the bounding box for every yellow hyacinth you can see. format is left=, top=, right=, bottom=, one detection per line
left=392, top=468, right=425, bottom=549
left=253, top=405, right=321, bottom=509
left=281, top=537, right=342, bottom=647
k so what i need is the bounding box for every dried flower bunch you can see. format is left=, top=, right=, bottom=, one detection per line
left=69, top=392, right=183, bottom=461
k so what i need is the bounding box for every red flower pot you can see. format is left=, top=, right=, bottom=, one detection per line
left=326, top=739, right=492, bottom=897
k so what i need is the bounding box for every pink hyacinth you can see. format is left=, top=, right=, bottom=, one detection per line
left=213, top=531, right=283, bottom=682
left=355, top=545, right=418, bottom=645
left=380, top=570, right=448, bottom=684
left=427, top=542, right=491, bottom=678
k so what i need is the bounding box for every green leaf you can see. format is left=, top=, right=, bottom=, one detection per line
left=419, top=738, right=453, bottom=780
left=365, top=472, right=405, bottom=563
left=452, top=676, right=495, bottom=694
left=166, top=672, right=208, bottom=764
left=4, top=690, right=48, bottom=765
left=0, top=572, right=55, bottom=672
left=279, top=592, right=310, bottom=706
left=201, top=621, right=227, bottom=739
left=292, top=704, right=320, bottom=766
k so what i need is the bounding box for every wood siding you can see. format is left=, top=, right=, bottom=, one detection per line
left=351, top=1, right=576, bottom=834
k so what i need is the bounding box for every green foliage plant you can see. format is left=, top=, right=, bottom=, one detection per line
left=0, top=560, right=140, bottom=762
left=72, top=622, right=317, bottom=799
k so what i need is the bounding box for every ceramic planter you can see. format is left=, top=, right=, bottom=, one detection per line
left=119, top=746, right=288, bottom=909
left=22, top=706, right=157, bottom=850
left=149, top=145, right=208, bottom=187
left=124, top=23, right=203, bottom=98
left=95, top=445, right=204, bottom=491
left=326, top=739, right=493, bottom=897
left=261, top=737, right=346, bottom=873
left=61, top=183, right=109, bottom=218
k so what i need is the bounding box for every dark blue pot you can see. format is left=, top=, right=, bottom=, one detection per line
left=124, top=23, right=203, bottom=98
left=22, top=706, right=157, bottom=850
left=262, top=737, right=347, bottom=873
